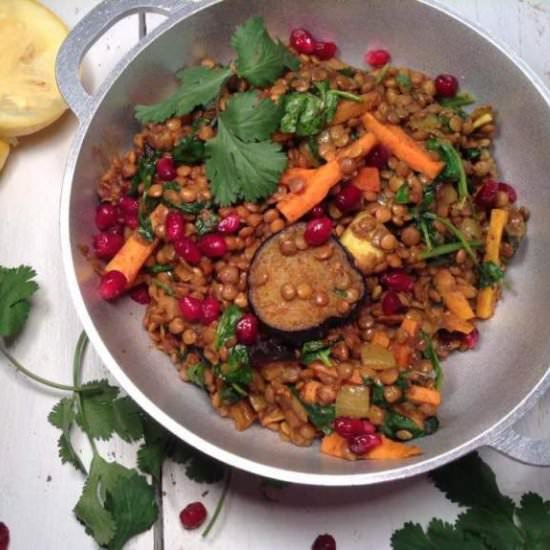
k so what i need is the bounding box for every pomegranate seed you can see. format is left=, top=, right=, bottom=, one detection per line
left=312, top=533, right=336, bottom=550
left=99, top=270, right=127, bottom=301
left=93, top=232, right=124, bottom=260
left=201, top=296, right=221, bottom=325
left=333, top=417, right=375, bottom=440
left=0, top=522, right=9, bottom=550
left=179, top=501, right=207, bottom=530
left=165, top=210, right=186, bottom=242
left=179, top=296, right=203, bottom=322
left=304, top=217, right=333, bottom=246
left=349, top=432, right=383, bottom=455
left=236, top=313, right=259, bottom=345
left=199, top=233, right=227, bottom=258
left=314, top=41, right=337, bottom=60
left=290, top=28, right=315, bottom=54
left=129, top=284, right=151, bottom=305
left=380, top=269, right=415, bottom=293
left=334, top=184, right=362, bottom=212
left=95, top=203, right=119, bottom=230
left=463, top=328, right=480, bottom=349
left=107, top=224, right=124, bottom=236
left=381, top=291, right=405, bottom=315
left=217, top=213, right=241, bottom=234
left=119, top=195, right=139, bottom=215
left=365, top=48, right=391, bottom=68
left=309, top=204, right=326, bottom=219
left=474, top=179, right=499, bottom=209
left=435, top=74, right=459, bottom=98
left=123, top=213, right=139, bottom=229
left=174, top=237, right=202, bottom=265
left=156, top=156, right=177, bottom=181
left=498, top=182, right=517, bottom=203
left=365, top=144, right=390, bottom=169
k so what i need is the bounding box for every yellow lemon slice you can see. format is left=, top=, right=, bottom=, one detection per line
left=0, top=0, right=68, bottom=138
left=0, top=139, right=10, bottom=172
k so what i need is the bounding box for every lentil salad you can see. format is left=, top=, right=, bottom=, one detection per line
left=89, top=18, right=528, bottom=461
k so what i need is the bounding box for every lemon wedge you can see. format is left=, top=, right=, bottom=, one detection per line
left=0, top=140, right=10, bottom=172
left=0, top=0, right=68, bottom=138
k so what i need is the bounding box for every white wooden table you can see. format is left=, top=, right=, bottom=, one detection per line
left=1, top=1, right=549, bottom=549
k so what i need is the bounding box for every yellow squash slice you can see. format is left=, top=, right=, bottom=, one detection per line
left=0, top=0, right=68, bottom=137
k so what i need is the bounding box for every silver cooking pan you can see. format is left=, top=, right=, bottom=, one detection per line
left=57, top=0, right=550, bottom=485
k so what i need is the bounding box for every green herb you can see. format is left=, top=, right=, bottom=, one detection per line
left=152, top=279, right=174, bottom=296
left=394, top=183, right=411, bottom=204
left=372, top=382, right=386, bottom=406
left=411, top=184, right=438, bottom=250
left=195, top=210, right=220, bottom=236
left=145, top=263, right=173, bottom=274
left=215, top=304, right=243, bottom=349
left=187, top=362, right=207, bottom=389
left=300, top=340, right=332, bottom=367
left=338, top=67, right=356, bottom=77
left=392, top=452, right=550, bottom=549
left=396, top=72, right=412, bottom=91
left=138, top=211, right=155, bottom=241
left=219, top=383, right=244, bottom=405
left=220, top=344, right=253, bottom=386
left=135, top=65, right=232, bottom=124
left=172, top=135, right=206, bottom=165
left=423, top=416, right=440, bottom=435
left=301, top=401, right=336, bottom=435
left=307, top=135, right=323, bottom=165
left=206, top=91, right=287, bottom=205
left=463, top=147, right=481, bottom=161
left=420, top=240, right=482, bottom=260
left=426, top=137, right=469, bottom=204
left=433, top=214, right=478, bottom=265
left=163, top=198, right=208, bottom=215
left=375, top=63, right=390, bottom=85
left=381, top=410, right=426, bottom=440
left=478, top=261, right=505, bottom=289
left=202, top=469, right=232, bottom=539
left=130, top=147, right=158, bottom=196
left=439, top=92, right=476, bottom=109
left=438, top=114, right=452, bottom=132
left=232, top=16, right=299, bottom=87
left=421, top=331, right=443, bottom=390
left=162, top=181, right=180, bottom=192
left=333, top=288, right=348, bottom=299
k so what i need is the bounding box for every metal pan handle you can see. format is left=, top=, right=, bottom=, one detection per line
left=487, top=426, right=550, bottom=466
left=55, top=0, right=186, bottom=122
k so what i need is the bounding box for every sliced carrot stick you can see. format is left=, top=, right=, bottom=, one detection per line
left=362, top=113, right=444, bottom=179
left=320, top=433, right=356, bottom=460
left=352, top=166, right=380, bottom=193
left=331, top=91, right=380, bottom=125
left=277, top=133, right=378, bottom=223
left=441, top=290, right=475, bottom=321
left=407, top=385, right=442, bottom=406
left=476, top=288, right=497, bottom=320
left=400, top=317, right=419, bottom=338
left=371, top=330, right=390, bottom=349
left=442, top=311, right=475, bottom=334
left=392, top=343, right=412, bottom=368
left=105, top=204, right=167, bottom=286
left=365, top=436, right=422, bottom=460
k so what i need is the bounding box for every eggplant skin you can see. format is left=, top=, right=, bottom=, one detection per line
left=247, top=223, right=366, bottom=345
left=249, top=337, right=295, bottom=367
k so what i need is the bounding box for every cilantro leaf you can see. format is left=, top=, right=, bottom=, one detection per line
left=421, top=331, right=443, bottom=390
left=195, top=210, right=220, bottom=236
left=516, top=493, right=550, bottom=549
left=135, top=66, right=232, bottom=124
left=232, top=16, right=299, bottom=87
left=300, top=340, right=332, bottom=367
left=439, top=92, right=476, bottom=109
left=381, top=410, right=427, bottom=440
left=293, top=390, right=335, bottom=434
left=0, top=265, right=39, bottom=338
left=206, top=96, right=288, bottom=205
left=395, top=183, right=411, bottom=204
left=111, top=396, right=144, bottom=443
left=48, top=397, right=86, bottom=473
left=172, top=135, right=206, bottom=165
left=187, top=361, right=207, bottom=389
left=219, top=344, right=253, bottom=386
left=478, top=261, right=504, bottom=289
left=105, top=472, right=157, bottom=550
left=215, top=304, right=243, bottom=349
left=396, top=72, right=412, bottom=91
left=77, top=380, right=120, bottom=440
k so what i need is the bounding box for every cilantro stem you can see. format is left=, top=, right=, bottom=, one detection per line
left=0, top=341, right=82, bottom=392
left=420, top=240, right=482, bottom=260
left=330, top=90, right=362, bottom=102
left=434, top=216, right=478, bottom=265
left=202, top=467, right=232, bottom=538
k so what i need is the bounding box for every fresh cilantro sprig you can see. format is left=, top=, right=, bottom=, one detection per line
left=392, top=452, right=550, bottom=550
left=478, top=261, right=505, bottom=288
left=300, top=340, right=332, bottom=367
left=421, top=331, right=443, bottom=390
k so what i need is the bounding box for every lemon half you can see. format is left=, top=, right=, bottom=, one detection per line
left=0, top=0, right=68, bottom=137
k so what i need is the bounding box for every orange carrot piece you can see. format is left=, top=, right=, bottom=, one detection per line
left=105, top=204, right=167, bottom=286
left=407, top=385, right=442, bottom=406
left=476, top=287, right=497, bottom=320
left=442, top=311, right=475, bottom=334
left=320, top=433, right=356, bottom=460
left=302, top=380, right=321, bottom=403
left=392, top=343, right=412, bottom=368
left=400, top=317, right=419, bottom=338
left=442, top=290, right=475, bottom=321
left=365, top=436, right=422, bottom=460
left=277, top=133, right=378, bottom=223
left=331, top=92, right=380, bottom=125
left=352, top=166, right=380, bottom=193
left=484, top=208, right=509, bottom=263
left=371, top=330, right=390, bottom=349
left=362, top=113, right=444, bottom=179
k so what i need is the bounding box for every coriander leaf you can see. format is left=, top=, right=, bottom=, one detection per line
left=426, top=138, right=468, bottom=203
left=440, top=92, right=476, bottom=109
left=135, top=66, right=232, bottom=124
left=429, top=452, right=515, bottom=518
left=48, top=397, right=86, bottom=473
left=396, top=72, right=412, bottom=91
left=291, top=388, right=335, bottom=434
left=516, top=492, right=550, bottom=549
left=77, top=380, right=119, bottom=440
left=195, top=210, right=220, bottom=236
left=129, top=147, right=158, bottom=196
left=300, top=340, right=332, bottom=367
left=281, top=92, right=324, bottom=136
left=172, top=136, right=206, bottom=165
left=111, top=396, right=144, bottom=443
left=421, top=331, right=443, bottom=390
left=478, top=261, right=504, bottom=289
left=0, top=265, right=39, bottom=338
left=221, top=91, right=283, bottom=141
left=145, top=264, right=173, bottom=274
left=381, top=410, right=427, bottom=440
left=163, top=198, right=208, bottom=215
left=206, top=102, right=288, bottom=205
left=220, top=344, right=252, bottom=386
left=182, top=452, right=226, bottom=484
left=232, top=16, right=299, bottom=87
left=463, top=148, right=481, bottom=161
left=215, top=304, right=243, bottom=349
left=391, top=521, right=435, bottom=549
left=187, top=361, right=207, bottom=389
left=395, top=183, right=411, bottom=204
left=105, top=472, right=157, bottom=550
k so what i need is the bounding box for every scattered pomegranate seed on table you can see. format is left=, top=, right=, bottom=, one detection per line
left=236, top=313, right=259, bottom=345
left=156, top=156, right=177, bottom=181
left=304, top=217, right=333, bottom=246
left=434, top=73, right=459, bottom=97
left=312, top=533, right=337, bottom=550
left=365, top=48, right=391, bottom=67
left=179, top=501, right=207, bottom=530
left=99, top=270, right=127, bottom=301
left=129, top=284, right=151, bottom=305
